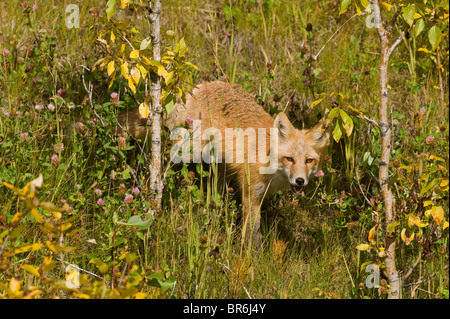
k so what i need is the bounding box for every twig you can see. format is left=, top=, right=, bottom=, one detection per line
left=387, top=31, right=405, bottom=58
left=81, top=72, right=105, bottom=127
left=355, top=169, right=374, bottom=208
left=403, top=253, right=421, bottom=282
left=56, top=258, right=105, bottom=281
left=359, top=114, right=379, bottom=127
left=315, top=13, right=363, bottom=58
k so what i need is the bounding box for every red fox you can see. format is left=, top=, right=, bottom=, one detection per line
left=164, top=81, right=331, bottom=246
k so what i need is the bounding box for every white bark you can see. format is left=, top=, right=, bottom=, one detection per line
left=148, top=0, right=163, bottom=209
left=370, top=0, right=403, bottom=299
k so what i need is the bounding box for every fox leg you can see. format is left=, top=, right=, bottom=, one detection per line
left=241, top=188, right=263, bottom=248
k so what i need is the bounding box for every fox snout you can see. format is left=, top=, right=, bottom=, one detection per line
left=295, top=177, right=305, bottom=186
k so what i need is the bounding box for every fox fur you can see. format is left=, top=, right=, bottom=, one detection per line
left=119, top=81, right=331, bottom=246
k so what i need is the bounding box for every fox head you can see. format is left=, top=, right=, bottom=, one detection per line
left=274, top=112, right=331, bottom=194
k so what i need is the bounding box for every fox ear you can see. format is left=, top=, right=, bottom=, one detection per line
left=311, top=115, right=331, bottom=148
left=274, top=112, right=295, bottom=140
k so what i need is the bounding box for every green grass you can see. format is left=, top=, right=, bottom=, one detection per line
left=0, top=0, right=448, bottom=299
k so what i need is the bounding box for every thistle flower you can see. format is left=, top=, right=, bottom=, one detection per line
left=111, top=92, right=120, bottom=105
left=314, top=170, right=324, bottom=178
left=118, top=136, right=126, bottom=150
left=124, top=194, right=133, bottom=205
left=2, top=48, right=9, bottom=56
left=20, top=132, right=29, bottom=140
left=97, top=198, right=104, bottom=205
left=51, top=154, right=59, bottom=166
left=54, top=142, right=64, bottom=153
left=185, top=116, right=194, bottom=129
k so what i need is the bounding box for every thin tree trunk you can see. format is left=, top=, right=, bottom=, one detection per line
left=148, top=0, right=163, bottom=209
left=370, top=0, right=404, bottom=299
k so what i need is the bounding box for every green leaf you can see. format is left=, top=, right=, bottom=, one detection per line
left=420, top=179, right=436, bottom=196
left=309, top=98, right=324, bottom=108
left=332, top=122, right=343, bottom=143
left=415, top=18, right=425, bottom=38
left=402, top=5, right=415, bottom=27
left=106, top=0, right=117, bottom=21
left=164, top=92, right=177, bottom=114
left=140, top=37, right=152, bottom=50
left=428, top=26, right=442, bottom=51
left=126, top=215, right=153, bottom=230
left=387, top=221, right=400, bottom=236
left=147, top=273, right=176, bottom=292
left=328, top=107, right=340, bottom=121
left=339, top=109, right=354, bottom=136
left=339, top=0, right=352, bottom=15
left=89, top=258, right=109, bottom=274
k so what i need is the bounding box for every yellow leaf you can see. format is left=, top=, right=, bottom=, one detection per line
left=60, top=222, right=72, bottom=232
left=360, top=0, right=369, bottom=8
left=3, top=181, right=23, bottom=195
left=39, top=201, right=64, bottom=212
left=414, top=13, right=422, bottom=19
left=408, top=214, right=428, bottom=228
left=356, top=244, right=371, bottom=251
left=21, top=264, right=40, bottom=278
left=108, top=71, right=116, bottom=89
left=121, top=62, right=129, bottom=79
left=157, top=65, right=169, bottom=79
left=310, top=98, right=324, bottom=108
left=381, top=1, right=392, bottom=11
left=130, top=50, right=140, bottom=59
left=431, top=206, right=444, bottom=226
left=128, top=76, right=136, bottom=93
left=133, top=292, right=147, bottom=299
left=139, top=102, right=150, bottom=118
left=130, top=66, right=141, bottom=84
left=121, top=0, right=130, bottom=9
left=30, top=208, right=43, bottom=223
left=368, top=226, right=376, bottom=243
left=107, top=60, right=115, bottom=76
left=14, top=243, right=43, bottom=255
left=401, top=228, right=414, bottom=245
left=24, top=288, right=42, bottom=299
left=9, top=277, right=23, bottom=294
left=141, top=56, right=152, bottom=66
left=118, top=44, right=126, bottom=57
left=110, top=31, right=116, bottom=43
left=429, top=154, right=445, bottom=162
left=11, top=212, right=23, bottom=225
left=423, top=200, right=434, bottom=207
left=440, top=179, right=449, bottom=187
left=46, top=241, right=77, bottom=253
left=42, top=256, right=56, bottom=272
left=443, top=221, right=449, bottom=230
left=418, top=47, right=435, bottom=55
left=136, top=63, right=148, bottom=80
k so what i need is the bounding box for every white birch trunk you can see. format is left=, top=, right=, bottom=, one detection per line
left=370, top=0, right=403, bottom=299
left=148, top=0, right=163, bottom=209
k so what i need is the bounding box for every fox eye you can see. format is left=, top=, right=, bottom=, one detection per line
left=285, top=157, right=294, bottom=163
left=306, top=158, right=314, bottom=164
